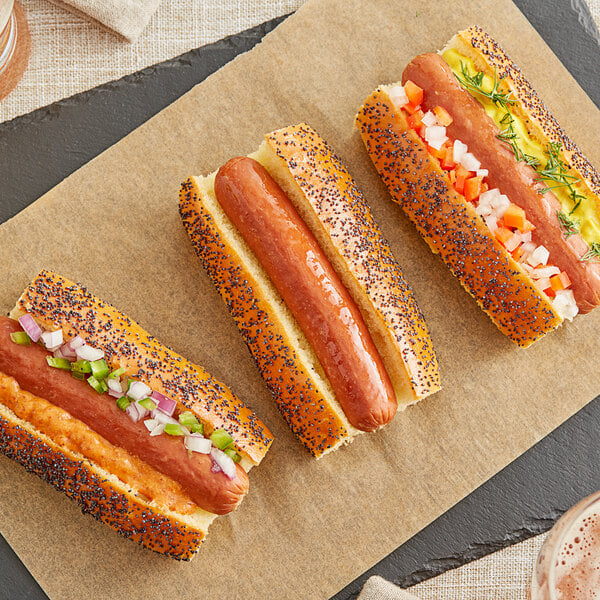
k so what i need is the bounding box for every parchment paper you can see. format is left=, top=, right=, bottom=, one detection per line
left=1, top=1, right=599, bottom=598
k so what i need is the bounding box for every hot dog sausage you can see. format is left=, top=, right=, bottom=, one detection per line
left=214, top=157, right=397, bottom=432
left=402, top=53, right=600, bottom=313
left=0, top=316, right=248, bottom=515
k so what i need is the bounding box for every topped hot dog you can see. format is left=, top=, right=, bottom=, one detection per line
left=180, top=123, right=440, bottom=457
left=0, top=270, right=273, bottom=559
left=356, top=26, right=600, bottom=347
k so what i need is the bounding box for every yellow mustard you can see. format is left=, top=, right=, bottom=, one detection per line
left=442, top=48, right=600, bottom=244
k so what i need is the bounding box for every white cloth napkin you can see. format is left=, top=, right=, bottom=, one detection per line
left=358, top=576, right=423, bottom=600
left=47, top=0, right=160, bottom=42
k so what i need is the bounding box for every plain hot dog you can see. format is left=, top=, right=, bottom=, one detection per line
left=214, top=156, right=397, bottom=432
left=0, top=270, right=273, bottom=559
left=356, top=26, right=600, bottom=346
left=180, top=123, right=441, bottom=457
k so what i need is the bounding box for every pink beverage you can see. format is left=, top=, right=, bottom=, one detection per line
left=531, top=491, right=600, bottom=599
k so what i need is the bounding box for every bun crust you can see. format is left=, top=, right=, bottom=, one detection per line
left=0, top=380, right=214, bottom=561
left=355, top=90, right=562, bottom=347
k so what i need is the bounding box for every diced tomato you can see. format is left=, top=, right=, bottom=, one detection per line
left=544, top=287, right=556, bottom=298
left=407, top=109, right=424, bottom=130
left=454, top=165, right=472, bottom=195
left=464, top=176, right=483, bottom=203
left=428, top=144, right=447, bottom=160
left=495, top=226, right=513, bottom=246
left=480, top=182, right=489, bottom=195
left=403, top=102, right=421, bottom=115
left=511, top=246, right=525, bottom=262
left=550, top=272, right=571, bottom=291
left=404, top=80, right=424, bottom=107
left=441, top=146, right=455, bottom=170
left=449, top=169, right=456, bottom=186
left=503, top=203, right=527, bottom=231
left=433, top=105, right=453, bottom=126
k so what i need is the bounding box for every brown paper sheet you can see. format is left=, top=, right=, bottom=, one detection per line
left=1, top=1, right=599, bottom=598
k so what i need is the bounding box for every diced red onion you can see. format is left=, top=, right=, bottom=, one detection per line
left=127, top=380, right=151, bottom=401
left=76, top=344, right=104, bottom=362
left=527, top=245, right=550, bottom=267
left=66, top=335, right=85, bottom=351
left=134, top=402, right=150, bottom=420
left=453, top=139, right=468, bottom=163
left=210, top=448, right=236, bottom=479
left=211, top=460, right=221, bottom=474
left=57, top=343, right=77, bottom=360
left=460, top=152, right=481, bottom=172
left=18, top=314, right=42, bottom=342
left=126, top=403, right=144, bottom=423
left=185, top=434, right=211, bottom=454
left=151, top=391, right=176, bottom=417
left=107, top=378, right=123, bottom=398
left=41, top=330, right=63, bottom=351
left=53, top=347, right=68, bottom=359
left=421, top=110, right=437, bottom=127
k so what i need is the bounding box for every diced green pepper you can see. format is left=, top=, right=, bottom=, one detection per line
left=71, top=371, right=85, bottom=380
left=90, top=358, right=109, bottom=380
left=210, top=428, right=234, bottom=450
left=87, top=375, right=106, bottom=394
left=190, top=423, right=204, bottom=435
left=10, top=331, right=31, bottom=346
left=138, top=398, right=157, bottom=411
left=46, top=356, right=72, bottom=370
left=224, top=448, right=241, bottom=463
left=108, top=367, right=125, bottom=379
left=179, top=411, right=198, bottom=426
left=116, top=396, right=131, bottom=411
left=71, top=360, right=92, bottom=374
left=164, top=423, right=185, bottom=436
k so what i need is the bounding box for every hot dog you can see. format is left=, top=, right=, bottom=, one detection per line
left=356, top=26, right=600, bottom=347
left=179, top=123, right=440, bottom=457
left=0, top=270, right=273, bottom=559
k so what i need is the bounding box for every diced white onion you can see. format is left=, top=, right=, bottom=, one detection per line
left=185, top=434, right=212, bottom=454
left=127, top=380, right=152, bottom=401
left=521, top=241, right=537, bottom=257
left=66, top=335, right=85, bottom=351
left=476, top=202, right=493, bottom=217
left=504, top=232, right=522, bottom=252
left=553, top=290, right=579, bottom=321
left=453, top=139, right=468, bottom=163
left=42, top=330, right=63, bottom=351
left=520, top=231, right=532, bottom=243
left=484, top=215, right=498, bottom=233
left=150, top=410, right=179, bottom=426
left=476, top=169, right=489, bottom=178
left=76, top=344, right=104, bottom=362
left=460, top=152, right=481, bottom=172
left=527, top=245, right=550, bottom=267
left=424, top=125, right=448, bottom=150
left=388, top=85, right=408, bottom=108
left=531, top=266, right=561, bottom=279
left=210, top=448, right=236, bottom=479
left=421, top=111, right=437, bottom=127
left=536, top=277, right=551, bottom=291
left=107, top=378, right=124, bottom=396
left=149, top=423, right=165, bottom=437
left=144, top=419, right=157, bottom=432
left=57, top=343, right=77, bottom=360
left=491, top=195, right=511, bottom=219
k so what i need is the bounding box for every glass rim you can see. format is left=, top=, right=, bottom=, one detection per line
left=547, top=489, right=600, bottom=598
left=0, top=10, right=16, bottom=76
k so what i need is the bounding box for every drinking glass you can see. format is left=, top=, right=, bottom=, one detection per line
left=531, top=491, right=600, bottom=599
left=0, top=0, right=16, bottom=76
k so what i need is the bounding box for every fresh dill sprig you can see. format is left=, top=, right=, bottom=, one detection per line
left=556, top=210, right=580, bottom=238
left=536, top=142, right=581, bottom=198
left=580, top=242, right=600, bottom=262
left=455, top=62, right=515, bottom=109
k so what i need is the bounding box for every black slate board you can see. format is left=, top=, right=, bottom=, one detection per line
left=0, top=3, right=599, bottom=599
